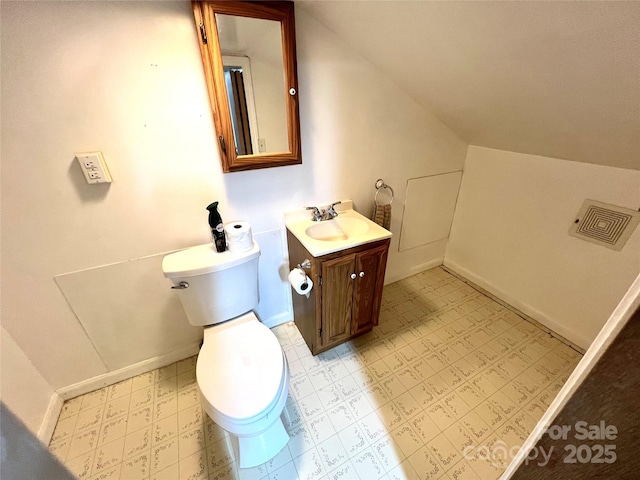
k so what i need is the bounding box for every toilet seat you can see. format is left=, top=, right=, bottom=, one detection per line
left=203, top=358, right=289, bottom=437
left=197, top=312, right=284, bottom=420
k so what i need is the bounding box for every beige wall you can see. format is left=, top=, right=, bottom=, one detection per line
left=446, top=146, right=640, bottom=349
left=0, top=326, right=55, bottom=436
left=0, top=0, right=466, bottom=430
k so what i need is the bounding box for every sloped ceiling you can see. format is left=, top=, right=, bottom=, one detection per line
left=298, top=1, right=640, bottom=170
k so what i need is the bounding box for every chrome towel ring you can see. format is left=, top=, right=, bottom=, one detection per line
left=374, top=179, right=394, bottom=205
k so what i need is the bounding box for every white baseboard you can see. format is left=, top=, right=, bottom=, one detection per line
left=443, top=259, right=590, bottom=349
left=262, top=311, right=293, bottom=329
left=502, top=274, right=640, bottom=478
left=37, top=392, right=64, bottom=445
left=54, top=309, right=294, bottom=404
left=385, top=257, right=444, bottom=285
left=56, top=344, right=201, bottom=401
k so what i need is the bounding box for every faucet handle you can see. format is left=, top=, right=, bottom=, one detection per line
left=327, top=201, right=341, bottom=218
left=305, top=206, right=322, bottom=221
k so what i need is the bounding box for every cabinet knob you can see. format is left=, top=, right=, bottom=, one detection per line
left=350, top=273, right=356, bottom=280
left=359, top=271, right=365, bottom=278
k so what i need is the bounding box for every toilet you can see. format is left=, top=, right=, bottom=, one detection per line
left=161, top=241, right=290, bottom=468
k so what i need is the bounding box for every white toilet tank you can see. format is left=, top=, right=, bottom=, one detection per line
left=162, top=242, right=260, bottom=327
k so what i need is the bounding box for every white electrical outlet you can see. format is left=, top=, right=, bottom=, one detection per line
left=76, top=152, right=112, bottom=184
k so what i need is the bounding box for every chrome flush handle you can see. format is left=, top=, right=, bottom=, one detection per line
left=171, top=281, right=189, bottom=290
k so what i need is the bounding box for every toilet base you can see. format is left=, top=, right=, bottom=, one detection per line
left=231, top=415, right=290, bottom=469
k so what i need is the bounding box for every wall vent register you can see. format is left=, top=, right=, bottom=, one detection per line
left=569, top=199, right=640, bottom=251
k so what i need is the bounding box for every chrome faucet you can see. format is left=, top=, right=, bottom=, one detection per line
left=305, top=201, right=342, bottom=222
left=305, top=206, right=323, bottom=222
left=326, top=201, right=341, bottom=218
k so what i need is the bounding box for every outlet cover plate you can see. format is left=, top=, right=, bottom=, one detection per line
left=76, top=152, right=112, bottom=184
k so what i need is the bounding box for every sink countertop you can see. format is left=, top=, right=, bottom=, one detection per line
left=285, top=201, right=392, bottom=257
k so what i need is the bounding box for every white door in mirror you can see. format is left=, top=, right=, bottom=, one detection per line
left=76, top=152, right=112, bottom=184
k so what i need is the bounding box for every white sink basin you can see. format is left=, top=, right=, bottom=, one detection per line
left=305, top=217, right=369, bottom=241
left=285, top=202, right=392, bottom=257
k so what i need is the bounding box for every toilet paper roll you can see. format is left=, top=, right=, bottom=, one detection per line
left=225, top=221, right=253, bottom=253
left=288, top=268, right=313, bottom=297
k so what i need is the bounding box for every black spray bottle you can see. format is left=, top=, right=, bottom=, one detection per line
left=206, top=202, right=226, bottom=252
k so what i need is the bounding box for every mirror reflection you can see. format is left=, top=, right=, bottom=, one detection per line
left=216, top=14, right=289, bottom=155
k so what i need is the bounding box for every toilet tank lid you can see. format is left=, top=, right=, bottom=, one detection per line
left=162, top=242, right=260, bottom=278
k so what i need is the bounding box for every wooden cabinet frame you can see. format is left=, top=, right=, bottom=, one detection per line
left=287, top=230, right=390, bottom=355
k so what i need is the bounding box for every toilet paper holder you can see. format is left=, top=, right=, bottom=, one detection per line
left=295, top=259, right=312, bottom=290
left=289, top=259, right=313, bottom=298
left=296, top=259, right=311, bottom=270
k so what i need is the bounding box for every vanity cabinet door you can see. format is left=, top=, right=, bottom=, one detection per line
left=352, top=244, right=388, bottom=336
left=320, top=254, right=356, bottom=346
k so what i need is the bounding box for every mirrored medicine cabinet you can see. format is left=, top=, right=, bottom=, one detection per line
left=192, top=1, right=301, bottom=173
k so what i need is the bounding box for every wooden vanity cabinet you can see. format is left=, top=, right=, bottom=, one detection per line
left=286, top=230, right=390, bottom=355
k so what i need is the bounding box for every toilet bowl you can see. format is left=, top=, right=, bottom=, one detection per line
left=162, top=241, right=290, bottom=468
left=197, top=312, right=290, bottom=467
